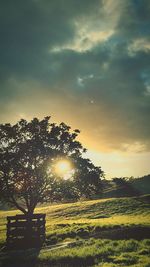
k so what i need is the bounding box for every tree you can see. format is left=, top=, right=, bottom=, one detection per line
left=0, top=116, right=103, bottom=215
left=73, top=157, right=103, bottom=199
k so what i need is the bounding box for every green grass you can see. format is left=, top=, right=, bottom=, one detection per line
left=1, top=239, right=150, bottom=267
left=0, top=195, right=150, bottom=266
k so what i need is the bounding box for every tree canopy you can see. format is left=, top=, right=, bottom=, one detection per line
left=0, top=117, right=103, bottom=214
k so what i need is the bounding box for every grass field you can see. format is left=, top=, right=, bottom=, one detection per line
left=0, top=195, right=150, bottom=266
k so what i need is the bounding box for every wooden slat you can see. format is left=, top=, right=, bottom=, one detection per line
left=7, top=220, right=45, bottom=228
left=8, top=227, right=45, bottom=235
left=7, top=213, right=45, bottom=220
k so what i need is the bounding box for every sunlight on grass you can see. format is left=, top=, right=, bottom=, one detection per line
left=0, top=195, right=149, bottom=247
left=0, top=196, right=150, bottom=267
left=37, top=239, right=150, bottom=267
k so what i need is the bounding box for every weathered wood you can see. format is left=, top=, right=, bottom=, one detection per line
left=7, top=220, right=45, bottom=227
left=6, top=213, right=46, bottom=249
left=7, top=213, right=46, bottom=220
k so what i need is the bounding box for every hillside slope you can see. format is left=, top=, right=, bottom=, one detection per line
left=0, top=194, right=149, bottom=245
left=131, top=175, right=150, bottom=195
left=0, top=195, right=150, bottom=267
left=101, top=175, right=150, bottom=198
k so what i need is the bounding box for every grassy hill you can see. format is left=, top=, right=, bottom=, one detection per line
left=100, top=175, right=150, bottom=198
left=0, top=195, right=150, bottom=267
left=131, top=175, right=150, bottom=195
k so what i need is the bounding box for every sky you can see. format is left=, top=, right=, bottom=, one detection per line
left=0, top=0, right=150, bottom=178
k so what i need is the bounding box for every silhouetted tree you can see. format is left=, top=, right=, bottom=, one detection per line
left=0, top=117, right=103, bottom=214
left=73, top=157, right=103, bottom=198
left=53, top=179, right=80, bottom=202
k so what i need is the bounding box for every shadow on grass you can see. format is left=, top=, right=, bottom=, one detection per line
left=92, top=225, right=150, bottom=240
left=0, top=247, right=40, bottom=267
left=46, top=224, right=150, bottom=242
left=1, top=225, right=150, bottom=267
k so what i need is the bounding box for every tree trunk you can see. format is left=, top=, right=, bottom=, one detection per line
left=27, top=205, right=36, bottom=216
left=11, top=197, right=27, bottom=215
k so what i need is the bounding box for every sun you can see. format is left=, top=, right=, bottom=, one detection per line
left=54, top=159, right=73, bottom=178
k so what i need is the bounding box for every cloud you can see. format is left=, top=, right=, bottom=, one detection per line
left=128, top=38, right=150, bottom=55
left=51, top=29, right=114, bottom=53
left=0, top=0, right=150, bottom=155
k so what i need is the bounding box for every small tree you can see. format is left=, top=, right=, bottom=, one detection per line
left=0, top=117, right=103, bottom=215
